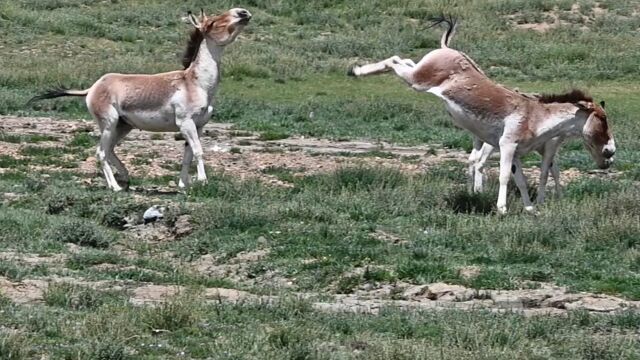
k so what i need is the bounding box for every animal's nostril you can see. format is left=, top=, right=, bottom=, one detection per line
left=603, top=149, right=615, bottom=158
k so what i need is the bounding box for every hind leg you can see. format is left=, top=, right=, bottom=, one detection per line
left=178, top=141, right=193, bottom=188
left=108, top=121, right=133, bottom=189
left=93, top=110, right=123, bottom=191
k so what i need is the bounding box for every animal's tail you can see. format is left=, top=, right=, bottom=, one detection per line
left=26, top=87, right=89, bottom=106
left=428, top=15, right=458, bottom=48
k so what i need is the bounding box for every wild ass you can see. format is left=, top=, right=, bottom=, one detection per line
left=470, top=90, right=611, bottom=205
left=349, top=18, right=615, bottom=214
left=28, top=8, right=252, bottom=191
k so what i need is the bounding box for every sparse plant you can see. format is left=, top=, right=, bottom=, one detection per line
left=48, top=220, right=114, bottom=248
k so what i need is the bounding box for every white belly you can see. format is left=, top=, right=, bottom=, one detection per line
left=428, top=86, right=502, bottom=146
left=121, top=108, right=179, bottom=132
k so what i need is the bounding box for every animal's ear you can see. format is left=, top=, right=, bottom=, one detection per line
left=600, top=100, right=606, bottom=109
left=187, top=10, right=201, bottom=29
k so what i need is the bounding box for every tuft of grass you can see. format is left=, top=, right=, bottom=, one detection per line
left=0, top=132, right=57, bottom=144
left=48, top=220, right=114, bottom=248
left=258, top=131, right=290, bottom=141
left=445, top=188, right=495, bottom=214
left=43, top=282, right=118, bottom=310
left=68, top=133, right=98, bottom=148
left=140, top=296, right=199, bottom=332
left=0, top=333, right=33, bottom=360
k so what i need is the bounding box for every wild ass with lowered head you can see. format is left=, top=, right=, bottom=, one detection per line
left=348, top=17, right=615, bottom=214
left=28, top=8, right=252, bottom=191
left=470, top=90, right=608, bottom=205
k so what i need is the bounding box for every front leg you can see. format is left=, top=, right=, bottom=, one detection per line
left=497, top=141, right=517, bottom=215
left=349, top=56, right=416, bottom=84
left=178, top=118, right=207, bottom=184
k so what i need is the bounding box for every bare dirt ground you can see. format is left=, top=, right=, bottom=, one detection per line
left=0, top=115, right=595, bottom=189
left=0, top=115, right=629, bottom=316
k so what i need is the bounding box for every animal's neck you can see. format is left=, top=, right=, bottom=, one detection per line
left=537, top=106, right=586, bottom=139
left=190, top=38, right=224, bottom=94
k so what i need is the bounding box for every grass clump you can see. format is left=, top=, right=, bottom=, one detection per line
left=43, top=282, right=118, bottom=310
left=48, top=220, right=114, bottom=248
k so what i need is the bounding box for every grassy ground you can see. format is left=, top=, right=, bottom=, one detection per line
left=2, top=0, right=640, bottom=359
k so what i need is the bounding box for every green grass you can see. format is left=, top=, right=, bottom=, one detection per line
left=1, top=0, right=640, bottom=358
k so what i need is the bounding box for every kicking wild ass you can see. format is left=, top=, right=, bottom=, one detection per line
left=349, top=18, right=615, bottom=214
left=28, top=8, right=252, bottom=191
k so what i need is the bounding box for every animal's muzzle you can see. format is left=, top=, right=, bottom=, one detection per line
left=600, top=158, right=614, bottom=169
left=238, top=9, right=251, bottom=20
left=602, top=148, right=615, bottom=159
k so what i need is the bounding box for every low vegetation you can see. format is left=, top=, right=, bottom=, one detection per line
left=0, top=0, right=639, bottom=358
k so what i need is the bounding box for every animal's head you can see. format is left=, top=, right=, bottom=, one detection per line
left=188, top=8, right=251, bottom=46
left=579, top=100, right=615, bottom=169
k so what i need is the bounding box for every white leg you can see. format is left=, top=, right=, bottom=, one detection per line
left=178, top=142, right=193, bottom=189
left=497, top=142, right=517, bottom=215
left=108, top=121, right=132, bottom=187
left=349, top=56, right=416, bottom=83
left=512, top=159, right=535, bottom=213
left=96, top=122, right=122, bottom=192
left=468, top=138, right=482, bottom=192
left=474, top=143, right=494, bottom=193
left=179, top=120, right=206, bottom=183
left=536, top=139, right=562, bottom=204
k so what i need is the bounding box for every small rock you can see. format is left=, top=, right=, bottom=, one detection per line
left=173, top=215, right=193, bottom=237
left=491, top=291, right=524, bottom=309
left=565, top=296, right=625, bottom=312
left=2, top=192, right=21, bottom=204
left=402, top=285, right=428, bottom=299
left=541, top=293, right=585, bottom=309
left=143, top=205, right=165, bottom=225
left=426, top=283, right=473, bottom=301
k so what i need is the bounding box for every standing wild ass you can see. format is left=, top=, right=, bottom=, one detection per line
left=348, top=17, right=615, bottom=214
left=28, top=8, right=252, bottom=191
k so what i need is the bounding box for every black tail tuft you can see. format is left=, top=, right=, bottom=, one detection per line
left=26, top=87, right=71, bottom=107
left=428, top=14, right=458, bottom=47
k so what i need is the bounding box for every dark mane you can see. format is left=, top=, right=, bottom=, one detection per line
left=182, top=28, right=204, bottom=69
left=538, top=89, right=593, bottom=104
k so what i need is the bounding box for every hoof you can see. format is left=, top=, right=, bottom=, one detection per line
left=524, top=206, right=540, bottom=216
left=116, top=178, right=130, bottom=191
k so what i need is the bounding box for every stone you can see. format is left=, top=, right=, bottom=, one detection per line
left=564, top=296, right=625, bottom=312
left=402, top=285, right=428, bottom=299
left=426, top=282, right=474, bottom=301
left=143, top=205, right=165, bottom=225
left=173, top=215, right=193, bottom=238
left=541, top=293, right=585, bottom=309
